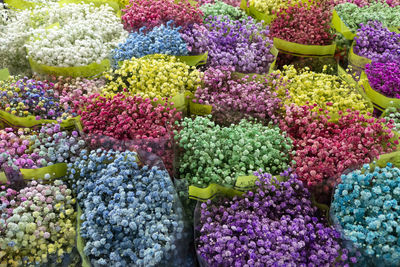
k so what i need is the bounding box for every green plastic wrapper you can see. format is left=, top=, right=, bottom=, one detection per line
left=361, top=71, right=400, bottom=112
left=188, top=175, right=285, bottom=201
left=331, top=9, right=356, bottom=40
left=0, top=110, right=82, bottom=130
left=29, top=57, right=111, bottom=78
left=273, top=37, right=336, bottom=57
left=4, top=0, right=37, bottom=10
left=20, top=163, right=68, bottom=181
left=0, top=68, right=10, bottom=81
left=58, top=0, right=121, bottom=17
left=348, top=42, right=371, bottom=70
left=175, top=52, right=208, bottom=67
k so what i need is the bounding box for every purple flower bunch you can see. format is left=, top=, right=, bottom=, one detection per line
left=194, top=66, right=285, bottom=124
left=365, top=61, right=400, bottom=98
left=354, top=21, right=400, bottom=63
left=196, top=170, right=355, bottom=266
left=181, top=17, right=275, bottom=73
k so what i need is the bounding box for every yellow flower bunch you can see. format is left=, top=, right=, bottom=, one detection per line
left=248, top=0, right=291, bottom=15
left=104, top=54, right=202, bottom=99
left=275, top=65, right=373, bottom=115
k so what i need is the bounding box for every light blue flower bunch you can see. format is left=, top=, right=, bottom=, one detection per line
left=112, top=21, right=189, bottom=67
left=68, top=149, right=186, bottom=267
left=332, top=163, right=400, bottom=266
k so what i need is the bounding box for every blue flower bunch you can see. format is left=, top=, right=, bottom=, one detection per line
left=68, top=149, right=186, bottom=267
left=112, top=21, right=189, bottom=67
left=332, top=163, right=400, bottom=266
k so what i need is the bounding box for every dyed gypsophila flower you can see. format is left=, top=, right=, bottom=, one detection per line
left=335, top=2, right=400, bottom=32
left=26, top=3, right=127, bottom=67
left=332, top=163, right=400, bottom=266
left=174, top=116, right=294, bottom=186
left=200, top=0, right=247, bottom=21
left=0, top=77, right=69, bottom=120
left=70, top=149, right=187, bottom=267
left=354, top=21, right=400, bottom=63
left=78, top=93, right=181, bottom=175
left=122, top=0, right=203, bottom=32
left=197, top=170, right=355, bottom=266
left=270, top=2, right=334, bottom=45
left=194, top=66, right=286, bottom=125
left=280, top=104, right=398, bottom=201
left=112, top=21, right=189, bottom=67
left=0, top=180, right=76, bottom=266
left=365, top=61, right=400, bottom=98
left=181, top=16, right=275, bottom=73
left=0, top=123, right=85, bottom=172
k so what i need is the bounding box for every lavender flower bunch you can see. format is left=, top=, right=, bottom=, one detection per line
left=197, top=170, right=355, bottom=266
left=194, top=66, right=285, bottom=124
left=69, top=149, right=187, bottom=267
left=365, top=61, right=400, bottom=98
left=332, top=163, right=400, bottom=266
left=354, top=21, right=400, bottom=63
left=181, top=17, right=275, bottom=73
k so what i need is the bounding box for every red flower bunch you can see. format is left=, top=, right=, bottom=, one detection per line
left=122, top=0, right=203, bottom=32
left=270, top=2, right=334, bottom=45
left=78, top=93, right=182, bottom=175
left=280, top=104, right=398, bottom=198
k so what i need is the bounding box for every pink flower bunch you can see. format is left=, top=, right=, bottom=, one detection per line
left=52, top=76, right=105, bottom=115
left=194, top=66, right=286, bottom=125
left=122, top=0, right=203, bottom=32
left=280, top=104, right=397, bottom=197
left=270, top=2, right=334, bottom=45
left=78, top=93, right=182, bottom=175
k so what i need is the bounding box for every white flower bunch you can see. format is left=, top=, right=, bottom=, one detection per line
left=26, top=3, right=127, bottom=67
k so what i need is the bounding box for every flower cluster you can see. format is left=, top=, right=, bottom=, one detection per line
left=332, top=163, right=400, bottom=266
left=280, top=104, right=398, bottom=196
left=194, top=66, right=286, bottom=125
left=78, top=93, right=181, bottom=174
left=0, top=77, right=68, bottom=120
left=0, top=180, right=76, bottom=266
left=270, top=2, right=334, bottom=45
left=0, top=123, right=85, bottom=171
left=200, top=0, right=247, bottom=21
left=197, top=170, right=354, bottom=266
left=354, top=21, right=400, bottom=62
left=248, top=0, right=290, bottom=15
left=275, top=65, right=372, bottom=115
left=26, top=3, right=127, bottom=67
left=104, top=54, right=202, bottom=98
left=122, top=0, right=203, bottom=32
left=383, top=104, right=400, bottom=132
left=335, top=2, right=400, bottom=32
left=174, top=116, right=294, bottom=186
left=112, top=21, right=189, bottom=66
left=365, top=62, right=400, bottom=98
left=181, top=16, right=275, bottom=73
left=70, top=149, right=186, bottom=267
left=51, top=76, right=105, bottom=115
